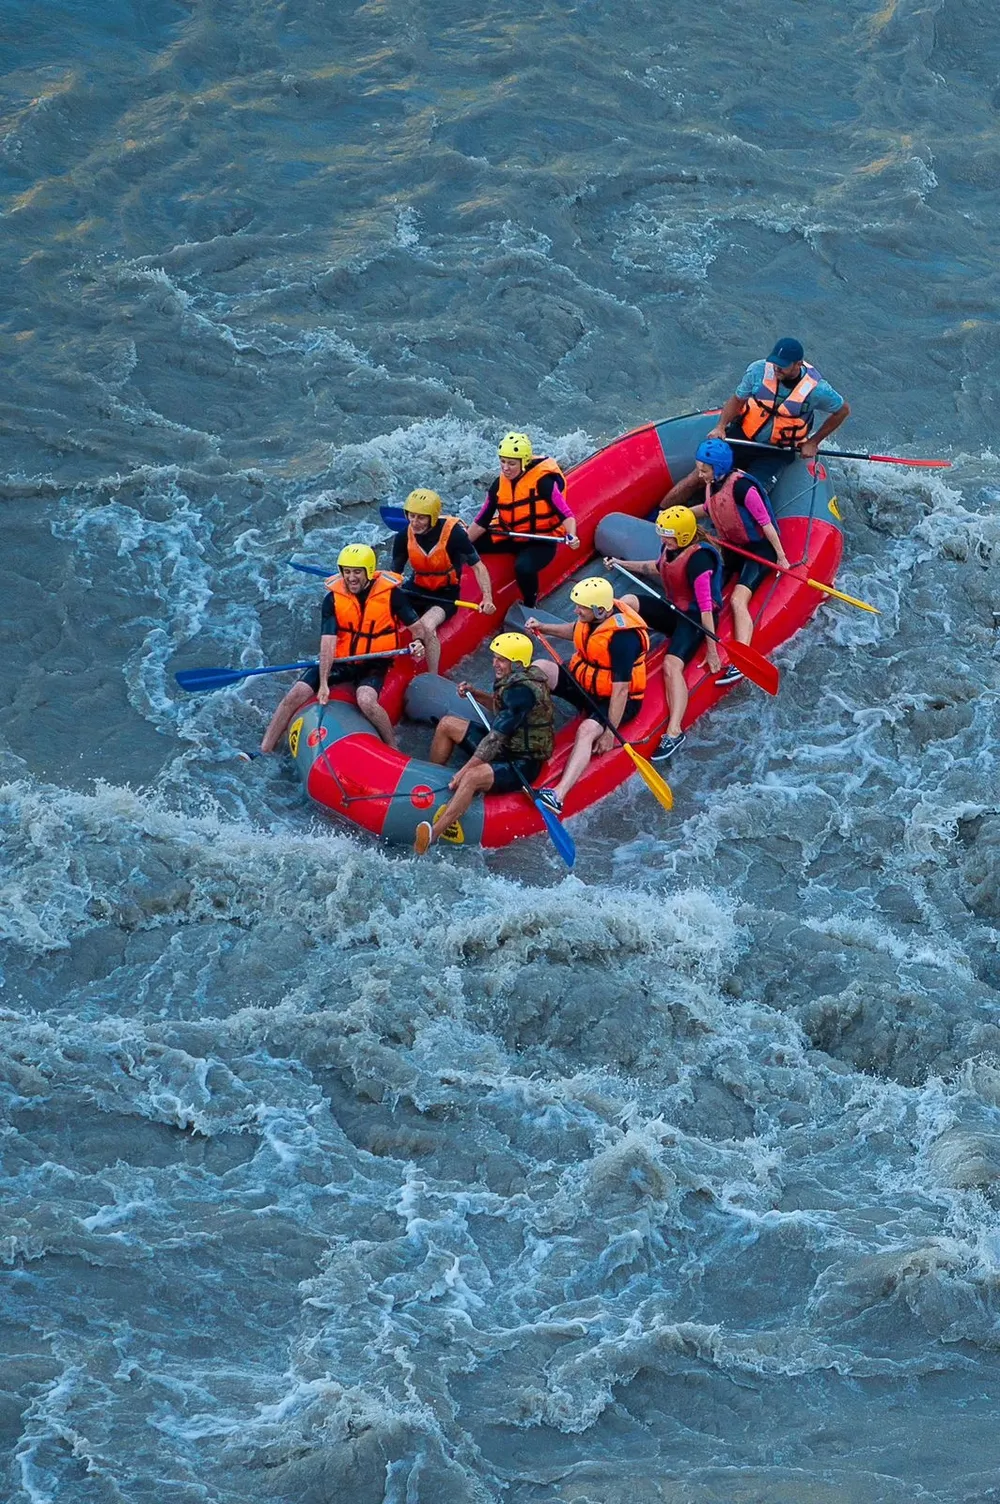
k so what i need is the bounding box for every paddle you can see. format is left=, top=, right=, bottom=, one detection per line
left=607, top=561, right=780, bottom=696
left=531, top=629, right=674, bottom=813
left=378, top=504, right=576, bottom=545
left=176, top=648, right=412, bottom=693
left=702, top=534, right=879, bottom=614
left=462, top=691, right=575, bottom=868
left=287, top=559, right=484, bottom=610
left=730, top=438, right=950, bottom=469
left=485, top=530, right=578, bottom=544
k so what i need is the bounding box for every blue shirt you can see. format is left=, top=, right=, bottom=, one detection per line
left=735, top=360, right=844, bottom=441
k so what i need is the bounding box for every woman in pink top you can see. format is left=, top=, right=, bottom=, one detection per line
left=690, top=438, right=791, bottom=667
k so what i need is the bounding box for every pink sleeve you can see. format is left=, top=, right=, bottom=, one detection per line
left=743, top=486, right=771, bottom=529
left=693, top=572, right=715, bottom=614
left=549, top=480, right=572, bottom=519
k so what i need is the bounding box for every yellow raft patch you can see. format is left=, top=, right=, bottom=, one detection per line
left=433, top=806, right=464, bottom=845
left=828, top=496, right=842, bottom=520
left=287, top=717, right=304, bottom=758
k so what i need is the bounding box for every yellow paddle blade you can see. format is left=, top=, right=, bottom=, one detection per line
left=625, top=743, right=674, bottom=812
left=806, top=577, right=880, bottom=614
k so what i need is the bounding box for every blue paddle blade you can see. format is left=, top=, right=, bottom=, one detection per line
left=530, top=793, right=576, bottom=867
left=288, top=559, right=333, bottom=578
left=379, top=504, right=408, bottom=532
left=175, top=660, right=316, bottom=692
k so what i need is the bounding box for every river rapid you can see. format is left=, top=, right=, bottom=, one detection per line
left=2, top=1, right=1000, bottom=1500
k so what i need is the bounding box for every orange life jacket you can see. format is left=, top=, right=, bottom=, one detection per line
left=494, top=456, right=567, bottom=536
left=407, top=516, right=461, bottom=591
left=704, top=471, right=777, bottom=547
left=740, top=361, right=822, bottom=447
left=569, top=600, right=649, bottom=701
left=657, top=541, right=724, bottom=615
left=329, top=571, right=402, bottom=658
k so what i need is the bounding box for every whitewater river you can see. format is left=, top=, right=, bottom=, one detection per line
left=2, top=0, right=999, bottom=1499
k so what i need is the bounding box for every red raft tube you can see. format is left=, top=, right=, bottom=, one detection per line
left=288, top=412, right=844, bottom=849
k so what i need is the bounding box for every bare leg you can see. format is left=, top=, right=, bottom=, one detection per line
left=730, top=584, right=754, bottom=646
left=429, top=763, right=494, bottom=843
left=663, top=655, right=688, bottom=737
left=535, top=659, right=560, bottom=691
left=261, top=681, right=314, bottom=754
left=429, top=714, right=471, bottom=765
left=412, top=605, right=447, bottom=676
left=355, top=685, right=398, bottom=751
left=552, top=718, right=602, bottom=802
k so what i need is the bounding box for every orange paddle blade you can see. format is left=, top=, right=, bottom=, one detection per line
left=727, top=642, right=780, bottom=696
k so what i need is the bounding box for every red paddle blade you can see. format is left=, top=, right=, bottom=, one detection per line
left=727, top=643, right=780, bottom=696
left=868, top=454, right=951, bottom=468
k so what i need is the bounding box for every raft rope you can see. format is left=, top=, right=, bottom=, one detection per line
left=311, top=749, right=450, bottom=807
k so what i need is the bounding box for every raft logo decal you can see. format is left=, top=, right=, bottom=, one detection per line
left=432, top=805, right=464, bottom=844
left=828, top=496, right=842, bottom=520
left=287, top=717, right=304, bottom=758
left=307, top=726, right=329, bottom=749
left=410, top=784, right=435, bottom=810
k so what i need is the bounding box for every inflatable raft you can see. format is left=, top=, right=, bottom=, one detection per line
left=287, top=412, right=843, bottom=848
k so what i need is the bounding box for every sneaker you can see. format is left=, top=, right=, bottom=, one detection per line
left=653, top=732, right=686, bottom=762
left=537, top=787, right=563, bottom=814
left=717, top=665, right=743, bottom=686
left=413, top=821, right=433, bottom=856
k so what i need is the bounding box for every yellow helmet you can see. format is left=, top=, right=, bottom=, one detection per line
left=337, top=543, right=377, bottom=580
left=489, top=632, right=533, bottom=667
left=655, top=506, right=697, bottom=548
left=404, top=488, right=442, bottom=523
left=570, top=577, right=614, bottom=612
left=498, top=431, right=533, bottom=465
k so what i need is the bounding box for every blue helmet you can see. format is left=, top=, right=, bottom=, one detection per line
left=695, top=438, right=734, bottom=481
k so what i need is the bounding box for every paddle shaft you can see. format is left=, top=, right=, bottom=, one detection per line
left=486, top=529, right=577, bottom=544
left=698, top=532, right=878, bottom=613
left=402, top=587, right=483, bottom=610
left=728, top=437, right=950, bottom=468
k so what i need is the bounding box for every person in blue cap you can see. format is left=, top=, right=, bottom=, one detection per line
left=706, top=338, right=850, bottom=460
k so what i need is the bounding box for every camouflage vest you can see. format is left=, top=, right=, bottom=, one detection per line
left=498, top=664, right=555, bottom=760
